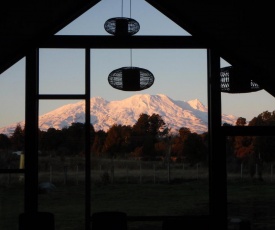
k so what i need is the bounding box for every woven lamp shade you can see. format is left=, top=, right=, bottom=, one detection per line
left=108, top=67, right=154, bottom=91
left=104, top=17, right=140, bottom=36
left=220, top=66, right=261, bottom=93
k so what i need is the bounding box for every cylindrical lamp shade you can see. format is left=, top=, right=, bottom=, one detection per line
left=220, top=66, right=261, bottom=93
left=104, top=17, right=140, bottom=36
left=108, top=67, right=154, bottom=91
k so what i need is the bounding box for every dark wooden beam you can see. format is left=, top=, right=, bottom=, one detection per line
left=25, top=48, right=39, bottom=213
left=40, top=35, right=206, bottom=49
left=221, top=126, right=275, bottom=136
left=85, top=48, right=91, bottom=230
left=207, top=49, right=227, bottom=228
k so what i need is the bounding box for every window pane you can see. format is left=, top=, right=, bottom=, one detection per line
left=39, top=49, right=85, bottom=94
left=227, top=135, right=275, bottom=230
left=221, top=58, right=275, bottom=126
left=0, top=59, right=25, bottom=169
left=90, top=49, right=209, bottom=230
left=38, top=100, right=86, bottom=230
left=0, top=176, right=24, bottom=230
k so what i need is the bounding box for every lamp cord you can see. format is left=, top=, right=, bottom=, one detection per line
left=130, top=49, right=132, bottom=67
left=121, top=0, right=132, bottom=18
left=121, top=0, right=133, bottom=67
left=130, top=0, right=132, bottom=67
left=130, top=0, right=132, bottom=18
left=121, top=0, right=123, bottom=17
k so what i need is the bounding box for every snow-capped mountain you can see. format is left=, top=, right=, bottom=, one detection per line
left=0, top=94, right=237, bottom=136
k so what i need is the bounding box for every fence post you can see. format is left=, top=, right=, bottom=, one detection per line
left=76, top=165, right=79, bottom=185
left=168, top=160, right=170, bottom=183
left=241, top=163, right=243, bottom=179
left=271, top=164, right=273, bottom=181
left=111, top=158, right=114, bottom=184
left=256, top=163, right=258, bottom=179
left=64, top=165, right=68, bottom=185
left=50, top=165, right=52, bottom=183
left=154, top=164, right=156, bottom=184
left=197, top=163, right=199, bottom=179
left=126, top=166, right=128, bottom=183
left=139, top=163, right=142, bottom=184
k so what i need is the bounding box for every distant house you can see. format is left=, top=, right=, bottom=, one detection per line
left=12, top=151, right=23, bottom=156
left=12, top=150, right=42, bottom=155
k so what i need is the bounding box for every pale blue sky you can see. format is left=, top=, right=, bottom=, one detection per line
left=0, top=0, right=274, bottom=128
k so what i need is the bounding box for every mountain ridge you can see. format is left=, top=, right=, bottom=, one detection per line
left=0, top=94, right=237, bottom=136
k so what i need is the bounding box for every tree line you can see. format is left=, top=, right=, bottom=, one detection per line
left=1, top=111, right=275, bottom=166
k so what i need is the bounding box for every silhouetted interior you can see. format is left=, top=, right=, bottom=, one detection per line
left=1, top=1, right=275, bottom=230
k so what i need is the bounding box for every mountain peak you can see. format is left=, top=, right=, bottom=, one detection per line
left=0, top=94, right=237, bottom=136
left=187, top=98, right=207, bottom=112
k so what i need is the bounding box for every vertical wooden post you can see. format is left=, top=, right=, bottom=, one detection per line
left=207, top=49, right=227, bottom=228
left=25, top=48, right=39, bottom=213
left=85, top=48, right=91, bottom=230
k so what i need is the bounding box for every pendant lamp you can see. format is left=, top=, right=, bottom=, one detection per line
left=220, top=66, right=261, bottom=93
left=105, top=0, right=154, bottom=91
left=104, top=17, right=140, bottom=36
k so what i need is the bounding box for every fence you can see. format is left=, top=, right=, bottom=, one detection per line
left=36, top=159, right=208, bottom=185
left=2, top=157, right=275, bottom=186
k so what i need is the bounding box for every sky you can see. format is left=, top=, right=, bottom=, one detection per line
left=0, top=0, right=274, bottom=128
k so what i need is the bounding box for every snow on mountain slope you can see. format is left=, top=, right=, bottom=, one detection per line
left=0, top=94, right=237, bottom=136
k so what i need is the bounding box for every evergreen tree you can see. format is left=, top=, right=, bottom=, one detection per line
left=182, top=132, right=207, bottom=165
left=0, top=133, right=11, bottom=150
left=92, top=130, right=107, bottom=156
left=40, top=127, right=63, bottom=151
left=10, top=123, right=24, bottom=150
left=236, top=117, right=246, bottom=126
left=61, top=122, right=85, bottom=155
left=131, top=113, right=168, bottom=159
left=103, top=124, right=131, bottom=158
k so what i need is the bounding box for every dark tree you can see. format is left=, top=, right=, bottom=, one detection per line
left=131, top=113, right=168, bottom=159
left=236, top=117, right=246, bottom=126
left=92, top=130, right=107, bottom=156
left=39, top=128, right=63, bottom=151
left=178, top=127, right=191, bottom=140
left=10, top=124, right=24, bottom=150
left=61, top=122, right=85, bottom=155
left=103, top=124, right=132, bottom=158
left=182, top=132, right=207, bottom=165
left=249, top=110, right=275, bottom=162
left=132, top=113, right=150, bottom=136
left=232, top=135, right=254, bottom=159
left=148, top=113, right=169, bottom=138
left=0, top=133, right=11, bottom=150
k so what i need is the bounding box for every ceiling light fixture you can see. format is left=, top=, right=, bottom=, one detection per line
left=220, top=66, right=261, bottom=93
left=105, top=0, right=154, bottom=91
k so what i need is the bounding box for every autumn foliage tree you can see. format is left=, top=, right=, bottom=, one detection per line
left=172, top=127, right=207, bottom=164
left=103, top=124, right=132, bottom=158
left=131, top=113, right=168, bottom=158
left=249, top=111, right=275, bottom=162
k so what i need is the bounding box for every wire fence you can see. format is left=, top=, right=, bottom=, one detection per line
left=2, top=157, right=275, bottom=186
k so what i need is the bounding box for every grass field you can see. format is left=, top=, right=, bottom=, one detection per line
left=2, top=156, right=275, bottom=230
left=1, top=177, right=275, bottom=230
